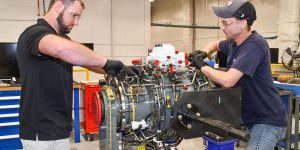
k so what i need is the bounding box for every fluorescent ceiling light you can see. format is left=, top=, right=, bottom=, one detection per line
left=150, top=0, right=155, bottom=2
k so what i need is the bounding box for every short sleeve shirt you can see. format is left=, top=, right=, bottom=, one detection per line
left=17, top=19, right=73, bottom=140
left=218, top=31, right=287, bottom=127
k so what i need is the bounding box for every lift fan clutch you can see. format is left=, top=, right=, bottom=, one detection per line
left=281, top=47, right=300, bottom=71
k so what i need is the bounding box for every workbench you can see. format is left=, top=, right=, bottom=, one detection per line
left=0, top=84, right=81, bottom=150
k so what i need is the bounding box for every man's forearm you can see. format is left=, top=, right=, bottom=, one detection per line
left=201, top=66, right=230, bottom=87
left=58, top=41, right=107, bottom=68
left=39, top=35, right=107, bottom=68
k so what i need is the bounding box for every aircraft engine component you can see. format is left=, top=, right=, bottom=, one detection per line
left=92, top=44, right=247, bottom=150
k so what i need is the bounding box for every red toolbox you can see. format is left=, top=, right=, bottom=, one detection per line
left=82, top=83, right=101, bottom=141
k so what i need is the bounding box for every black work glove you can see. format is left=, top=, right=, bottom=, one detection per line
left=189, top=50, right=208, bottom=59
left=125, top=66, right=143, bottom=77
left=189, top=54, right=208, bottom=69
left=103, top=60, right=126, bottom=77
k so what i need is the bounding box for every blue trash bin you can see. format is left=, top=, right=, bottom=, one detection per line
left=203, top=137, right=239, bottom=150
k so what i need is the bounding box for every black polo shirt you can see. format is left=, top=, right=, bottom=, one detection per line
left=17, top=19, right=73, bottom=140
left=218, top=31, right=287, bottom=128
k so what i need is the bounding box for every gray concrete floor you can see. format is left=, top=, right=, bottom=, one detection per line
left=70, top=131, right=247, bottom=150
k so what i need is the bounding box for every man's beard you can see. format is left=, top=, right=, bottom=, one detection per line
left=57, top=10, right=70, bottom=34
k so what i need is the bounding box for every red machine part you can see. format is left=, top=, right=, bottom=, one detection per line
left=132, top=59, right=142, bottom=65
left=178, top=60, right=183, bottom=64
left=92, top=91, right=103, bottom=126
left=183, top=85, right=189, bottom=90
left=169, top=65, right=175, bottom=74
left=154, top=59, right=160, bottom=66
left=82, top=83, right=101, bottom=134
left=185, top=53, right=189, bottom=65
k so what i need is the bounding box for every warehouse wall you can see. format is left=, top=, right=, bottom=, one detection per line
left=151, top=0, right=279, bottom=53
left=0, top=0, right=151, bottom=82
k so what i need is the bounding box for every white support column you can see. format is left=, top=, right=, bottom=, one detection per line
left=182, top=0, right=194, bottom=53
left=277, top=0, right=300, bottom=61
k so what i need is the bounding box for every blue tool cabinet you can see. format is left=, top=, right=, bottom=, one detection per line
left=0, top=89, right=22, bottom=150
left=0, top=85, right=81, bottom=149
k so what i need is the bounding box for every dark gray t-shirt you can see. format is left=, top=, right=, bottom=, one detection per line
left=219, top=31, right=287, bottom=128
left=17, top=19, right=73, bottom=140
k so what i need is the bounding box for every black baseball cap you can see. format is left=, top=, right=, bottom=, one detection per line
left=212, top=0, right=257, bottom=26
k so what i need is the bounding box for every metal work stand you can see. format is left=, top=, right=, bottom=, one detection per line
left=278, top=90, right=293, bottom=150
left=295, top=97, right=300, bottom=150
left=275, top=82, right=300, bottom=149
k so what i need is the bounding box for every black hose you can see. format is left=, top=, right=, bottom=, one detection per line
left=151, top=23, right=278, bottom=39
left=151, top=23, right=220, bottom=29
left=264, top=36, right=278, bottom=39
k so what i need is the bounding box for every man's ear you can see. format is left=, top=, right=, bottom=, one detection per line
left=53, top=1, right=65, bottom=14
left=242, top=20, right=248, bottom=29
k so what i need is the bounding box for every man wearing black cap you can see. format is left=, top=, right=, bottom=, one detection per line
left=189, top=0, right=287, bottom=149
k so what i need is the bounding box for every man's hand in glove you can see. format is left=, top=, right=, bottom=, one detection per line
left=103, top=60, right=126, bottom=77
left=103, top=60, right=143, bottom=79
left=188, top=54, right=208, bottom=69
left=189, top=50, right=208, bottom=59
left=125, top=66, right=143, bottom=77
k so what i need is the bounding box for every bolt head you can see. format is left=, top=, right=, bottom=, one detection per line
left=178, top=115, right=183, bottom=120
